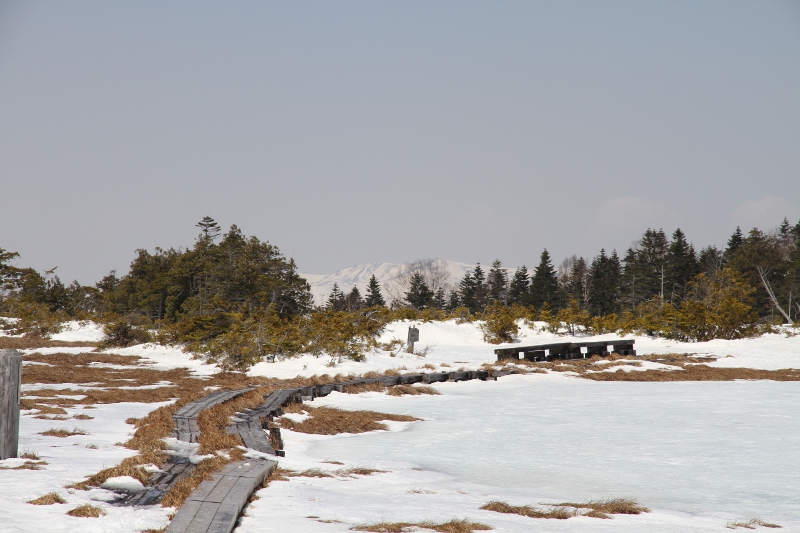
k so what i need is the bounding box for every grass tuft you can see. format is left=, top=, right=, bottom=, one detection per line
left=726, top=518, right=782, bottom=529
left=67, top=504, right=106, bottom=517
left=480, top=501, right=573, bottom=519
left=280, top=404, right=419, bottom=435
left=29, top=492, right=67, bottom=505
left=556, top=497, right=650, bottom=515
left=387, top=385, right=441, bottom=396
left=351, top=519, right=493, bottom=532
left=40, top=428, right=87, bottom=438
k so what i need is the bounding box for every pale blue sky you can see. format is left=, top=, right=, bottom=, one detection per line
left=1, top=1, right=799, bottom=283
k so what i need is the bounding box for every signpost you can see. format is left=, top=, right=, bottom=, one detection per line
left=0, top=349, right=22, bottom=460
left=406, top=325, right=419, bottom=354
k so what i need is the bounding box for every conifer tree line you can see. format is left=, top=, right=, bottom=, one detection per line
left=324, top=218, right=800, bottom=325
left=1, top=215, right=800, bottom=368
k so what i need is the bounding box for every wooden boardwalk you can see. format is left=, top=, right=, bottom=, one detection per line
left=135, top=368, right=508, bottom=533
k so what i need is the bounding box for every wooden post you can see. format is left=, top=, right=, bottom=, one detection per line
left=406, top=325, right=419, bottom=354
left=1, top=349, right=22, bottom=460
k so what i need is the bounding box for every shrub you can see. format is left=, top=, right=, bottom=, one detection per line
left=100, top=317, right=152, bottom=347
left=480, top=303, right=519, bottom=343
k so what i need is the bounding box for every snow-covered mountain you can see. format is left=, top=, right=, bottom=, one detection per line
left=301, top=260, right=480, bottom=305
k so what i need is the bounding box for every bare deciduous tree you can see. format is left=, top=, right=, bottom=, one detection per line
left=384, top=258, right=454, bottom=307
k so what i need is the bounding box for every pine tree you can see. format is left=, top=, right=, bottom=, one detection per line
left=196, top=216, right=222, bottom=241
left=326, top=283, right=345, bottom=311
left=588, top=249, right=622, bottom=316
left=530, top=250, right=559, bottom=310
left=432, top=288, right=447, bottom=309
left=447, top=291, right=460, bottom=311
left=778, top=217, right=791, bottom=239
left=345, top=286, right=363, bottom=311
left=507, top=265, right=531, bottom=307
left=486, top=260, right=508, bottom=304
left=634, top=228, right=670, bottom=302
left=566, top=257, right=589, bottom=309
left=472, top=263, right=488, bottom=311
left=724, top=226, right=744, bottom=261
left=364, top=275, right=386, bottom=307
left=665, top=228, right=700, bottom=303
left=698, top=245, right=723, bottom=276
left=457, top=271, right=477, bottom=313
left=405, top=272, right=434, bottom=310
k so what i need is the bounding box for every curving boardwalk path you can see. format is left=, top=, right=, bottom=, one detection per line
left=145, top=369, right=507, bottom=533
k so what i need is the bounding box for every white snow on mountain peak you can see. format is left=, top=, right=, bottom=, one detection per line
left=300, top=260, right=482, bottom=305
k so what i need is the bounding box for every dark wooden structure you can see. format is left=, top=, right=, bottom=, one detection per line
left=0, top=349, right=22, bottom=460
left=495, top=339, right=636, bottom=362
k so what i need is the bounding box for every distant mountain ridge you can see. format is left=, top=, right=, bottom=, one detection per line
left=300, top=260, right=481, bottom=305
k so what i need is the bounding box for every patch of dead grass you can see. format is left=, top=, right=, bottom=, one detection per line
left=480, top=501, right=573, bottom=519
left=556, top=498, right=650, bottom=515
left=726, top=518, right=782, bottom=529
left=280, top=404, right=419, bottom=435
left=351, top=519, right=493, bottom=533
left=387, top=385, right=441, bottom=396
left=67, top=504, right=105, bottom=517
left=0, top=337, right=98, bottom=349
left=29, top=492, right=66, bottom=505
left=344, top=382, right=386, bottom=394
left=336, top=467, right=387, bottom=477
left=40, top=428, right=87, bottom=438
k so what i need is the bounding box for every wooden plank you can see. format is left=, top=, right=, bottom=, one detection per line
left=204, top=473, right=240, bottom=504
left=165, top=499, right=203, bottom=533
left=206, top=504, right=239, bottom=533
left=0, top=349, right=22, bottom=460
left=184, top=500, right=220, bottom=533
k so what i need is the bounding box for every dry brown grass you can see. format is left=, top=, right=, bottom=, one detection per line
left=28, top=492, right=67, bottom=505
left=387, top=385, right=440, bottom=396
left=67, top=504, right=106, bottom=517
left=20, top=451, right=41, bottom=460
left=726, top=518, right=782, bottom=529
left=284, top=468, right=335, bottom=478
left=351, top=519, right=493, bottom=532
left=40, top=428, right=87, bottom=438
left=556, top=498, right=650, bottom=515
left=480, top=501, right=573, bottom=519
left=0, top=337, right=98, bottom=349
left=582, top=364, right=800, bottom=382
left=161, top=454, right=238, bottom=508
left=344, top=382, right=387, bottom=394
left=280, top=403, right=419, bottom=435
left=73, top=414, right=94, bottom=420
left=493, top=353, right=800, bottom=382
left=336, top=467, right=386, bottom=476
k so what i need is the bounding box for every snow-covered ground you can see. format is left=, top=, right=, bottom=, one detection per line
left=3, top=318, right=799, bottom=532
left=0, top=401, right=173, bottom=533
left=239, top=374, right=800, bottom=532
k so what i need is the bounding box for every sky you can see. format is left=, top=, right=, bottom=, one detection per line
left=1, top=0, right=799, bottom=284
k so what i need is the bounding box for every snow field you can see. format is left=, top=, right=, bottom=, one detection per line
left=0, top=401, right=174, bottom=533
left=239, top=374, right=800, bottom=532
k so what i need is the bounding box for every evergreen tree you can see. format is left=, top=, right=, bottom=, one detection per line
left=196, top=216, right=222, bottom=241
left=326, top=283, right=345, bottom=311
left=344, top=286, right=363, bottom=311
left=698, top=245, right=723, bottom=277
left=486, top=260, right=508, bottom=304
left=588, top=249, right=621, bottom=315
left=530, top=250, right=559, bottom=310
left=447, top=291, right=460, bottom=311
left=472, top=263, right=488, bottom=311
left=566, top=257, right=589, bottom=309
left=364, top=275, right=386, bottom=307
left=634, top=228, right=670, bottom=302
left=457, top=271, right=477, bottom=312
left=432, top=287, right=447, bottom=310
left=405, top=272, right=434, bottom=310
left=665, top=228, right=700, bottom=302
left=778, top=217, right=791, bottom=239
left=507, top=265, right=531, bottom=307
left=725, top=226, right=744, bottom=261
